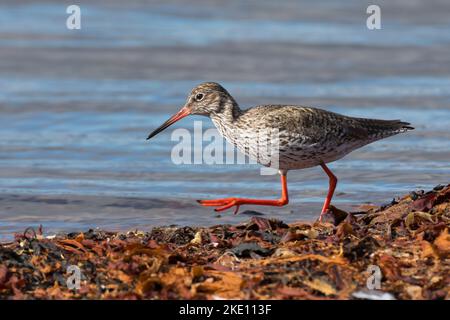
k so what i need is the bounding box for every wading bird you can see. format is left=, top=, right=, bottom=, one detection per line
left=147, top=82, right=413, bottom=221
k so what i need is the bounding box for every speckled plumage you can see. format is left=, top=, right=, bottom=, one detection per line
left=191, top=82, right=413, bottom=171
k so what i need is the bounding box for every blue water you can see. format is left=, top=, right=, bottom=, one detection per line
left=0, top=0, right=449, bottom=239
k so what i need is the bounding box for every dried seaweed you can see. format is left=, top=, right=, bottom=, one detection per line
left=0, top=185, right=449, bottom=300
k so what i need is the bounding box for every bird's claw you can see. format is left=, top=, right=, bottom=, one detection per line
left=197, top=198, right=241, bottom=214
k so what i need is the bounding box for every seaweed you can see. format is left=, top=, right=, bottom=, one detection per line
left=0, top=184, right=449, bottom=300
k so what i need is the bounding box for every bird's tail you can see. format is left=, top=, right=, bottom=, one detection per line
left=359, top=118, right=414, bottom=139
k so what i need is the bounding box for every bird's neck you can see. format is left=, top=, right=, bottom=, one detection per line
left=209, top=99, right=242, bottom=139
left=210, top=99, right=242, bottom=125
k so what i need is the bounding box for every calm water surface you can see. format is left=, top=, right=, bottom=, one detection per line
left=0, top=0, right=449, bottom=239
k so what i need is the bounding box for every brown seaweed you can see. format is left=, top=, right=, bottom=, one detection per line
left=0, top=185, right=449, bottom=300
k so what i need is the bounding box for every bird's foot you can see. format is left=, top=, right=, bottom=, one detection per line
left=197, top=198, right=242, bottom=214
left=197, top=197, right=288, bottom=215
left=318, top=209, right=332, bottom=223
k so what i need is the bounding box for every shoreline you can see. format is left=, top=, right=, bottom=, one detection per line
left=0, top=184, right=448, bottom=299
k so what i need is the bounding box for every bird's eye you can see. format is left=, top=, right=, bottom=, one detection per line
left=195, top=93, right=204, bottom=101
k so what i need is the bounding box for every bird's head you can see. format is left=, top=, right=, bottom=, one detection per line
left=147, top=82, right=233, bottom=140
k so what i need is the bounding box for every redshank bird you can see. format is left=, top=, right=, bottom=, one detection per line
left=147, top=82, right=413, bottom=221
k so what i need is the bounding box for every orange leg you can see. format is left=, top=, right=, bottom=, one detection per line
left=319, top=162, right=338, bottom=222
left=197, top=172, right=289, bottom=214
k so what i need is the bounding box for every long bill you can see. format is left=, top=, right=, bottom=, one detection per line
left=146, top=106, right=190, bottom=140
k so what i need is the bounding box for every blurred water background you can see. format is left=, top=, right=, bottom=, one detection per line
left=0, top=0, right=449, bottom=239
